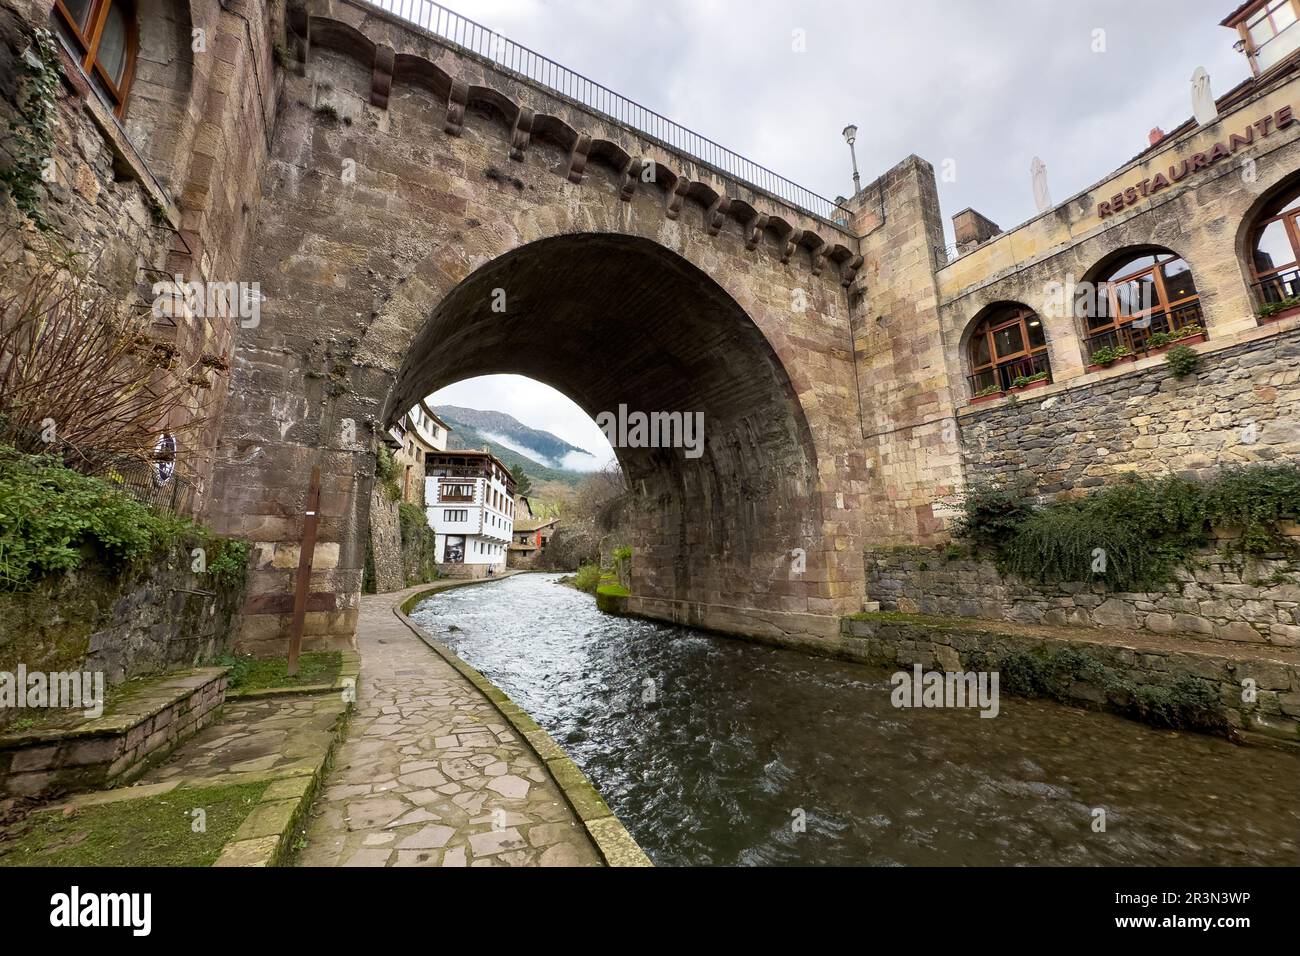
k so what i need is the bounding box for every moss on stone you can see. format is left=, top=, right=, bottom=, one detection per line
left=0, top=781, right=268, bottom=867
left=218, top=651, right=342, bottom=691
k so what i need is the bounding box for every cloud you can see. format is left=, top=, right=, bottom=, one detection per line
left=426, top=0, right=1246, bottom=241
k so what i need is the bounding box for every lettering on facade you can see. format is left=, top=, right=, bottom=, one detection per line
left=1097, top=106, right=1295, bottom=219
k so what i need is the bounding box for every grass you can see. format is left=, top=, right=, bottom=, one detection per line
left=217, top=651, right=342, bottom=691
left=0, top=781, right=268, bottom=867
left=596, top=582, right=630, bottom=597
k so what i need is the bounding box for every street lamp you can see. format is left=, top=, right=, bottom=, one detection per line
left=842, top=123, right=860, bottom=195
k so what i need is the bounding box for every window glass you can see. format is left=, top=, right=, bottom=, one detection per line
left=1026, top=317, right=1047, bottom=350
left=992, top=324, right=1024, bottom=359
left=1114, top=274, right=1157, bottom=316
left=96, top=2, right=129, bottom=86
left=1254, top=218, right=1297, bottom=273
left=1276, top=0, right=1298, bottom=30
left=62, top=0, right=94, bottom=31
left=1161, top=259, right=1198, bottom=301
left=1105, top=253, right=1157, bottom=280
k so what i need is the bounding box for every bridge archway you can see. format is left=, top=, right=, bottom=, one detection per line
left=388, top=232, right=821, bottom=610
left=209, top=3, right=870, bottom=652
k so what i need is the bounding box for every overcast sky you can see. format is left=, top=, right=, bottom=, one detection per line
left=426, top=0, right=1249, bottom=460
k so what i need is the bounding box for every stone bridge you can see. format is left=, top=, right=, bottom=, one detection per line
left=210, top=0, right=910, bottom=651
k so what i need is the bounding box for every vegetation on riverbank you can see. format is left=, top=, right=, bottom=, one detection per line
left=955, top=464, right=1300, bottom=590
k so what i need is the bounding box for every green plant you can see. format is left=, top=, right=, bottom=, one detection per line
left=973, top=383, right=1003, bottom=398
left=206, top=538, right=249, bottom=590
left=1146, top=331, right=1173, bottom=349
left=0, top=443, right=194, bottom=589
left=1165, top=343, right=1201, bottom=376
left=573, top=563, right=601, bottom=593
left=1009, top=372, right=1048, bottom=389
left=1257, top=296, right=1300, bottom=318
left=1171, top=323, right=1204, bottom=340
left=955, top=465, right=1300, bottom=589
left=953, top=478, right=1037, bottom=551
left=314, top=102, right=339, bottom=122
left=1089, top=344, right=1132, bottom=366
left=0, top=29, right=60, bottom=229
left=374, top=445, right=400, bottom=502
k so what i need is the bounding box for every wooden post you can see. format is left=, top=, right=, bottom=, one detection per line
left=287, top=466, right=322, bottom=677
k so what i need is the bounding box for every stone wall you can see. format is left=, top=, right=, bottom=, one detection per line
left=959, top=325, right=1300, bottom=494
left=366, top=486, right=403, bottom=593
left=842, top=614, right=1300, bottom=745
left=0, top=541, right=247, bottom=729
left=864, top=541, right=1300, bottom=647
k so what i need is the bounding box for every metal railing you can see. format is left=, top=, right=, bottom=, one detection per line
left=1083, top=301, right=1204, bottom=364
left=367, top=0, right=851, bottom=225
left=967, top=351, right=1053, bottom=399
left=1, top=421, right=194, bottom=515
left=1253, top=267, right=1300, bottom=318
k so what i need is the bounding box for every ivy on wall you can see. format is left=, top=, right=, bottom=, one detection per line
left=0, top=29, right=60, bottom=230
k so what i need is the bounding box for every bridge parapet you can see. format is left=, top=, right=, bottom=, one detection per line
left=289, top=0, right=863, bottom=287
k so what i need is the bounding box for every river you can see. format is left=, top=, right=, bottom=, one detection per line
left=410, top=573, right=1300, bottom=866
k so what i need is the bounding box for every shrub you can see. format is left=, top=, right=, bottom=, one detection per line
left=1164, top=344, right=1201, bottom=376
left=375, top=446, right=401, bottom=502
left=955, top=465, right=1300, bottom=589
left=954, top=478, right=1037, bottom=551
left=0, top=443, right=193, bottom=588
left=573, top=563, right=601, bottom=594
left=1088, top=344, right=1132, bottom=366
left=1258, top=296, right=1300, bottom=318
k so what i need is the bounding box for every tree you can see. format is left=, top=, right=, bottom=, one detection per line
left=510, top=462, right=533, bottom=495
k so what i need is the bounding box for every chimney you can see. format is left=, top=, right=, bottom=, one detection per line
left=951, top=208, right=1002, bottom=253
left=1149, top=127, right=1165, bottom=146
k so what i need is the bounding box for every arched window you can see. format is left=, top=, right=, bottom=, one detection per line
left=966, top=303, right=1051, bottom=400
left=53, top=0, right=138, bottom=117
left=1249, top=187, right=1300, bottom=314
left=1077, top=249, right=1203, bottom=365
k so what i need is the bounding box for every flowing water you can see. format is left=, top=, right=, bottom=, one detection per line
left=411, top=573, right=1300, bottom=866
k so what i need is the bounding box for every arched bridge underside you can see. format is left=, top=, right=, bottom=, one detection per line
left=211, top=0, right=872, bottom=650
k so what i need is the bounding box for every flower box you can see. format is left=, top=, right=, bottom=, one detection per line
left=969, top=390, right=1005, bottom=405
left=1006, top=377, right=1050, bottom=395
left=1085, top=353, right=1137, bottom=374
left=1258, top=303, right=1300, bottom=325
left=1143, top=330, right=1206, bottom=355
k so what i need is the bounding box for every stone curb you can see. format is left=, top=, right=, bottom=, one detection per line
left=226, top=649, right=362, bottom=700
left=392, top=585, right=653, bottom=867
left=213, top=657, right=360, bottom=867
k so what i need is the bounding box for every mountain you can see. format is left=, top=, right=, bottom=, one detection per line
left=432, top=405, right=596, bottom=488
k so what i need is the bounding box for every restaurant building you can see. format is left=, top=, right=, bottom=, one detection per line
left=848, top=0, right=1300, bottom=549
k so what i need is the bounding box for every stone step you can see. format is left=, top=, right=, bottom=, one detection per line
left=0, top=667, right=229, bottom=799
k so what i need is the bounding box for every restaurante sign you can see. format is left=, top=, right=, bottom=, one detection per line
left=1096, top=105, right=1295, bottom=219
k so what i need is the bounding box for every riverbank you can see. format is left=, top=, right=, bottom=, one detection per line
left=293, top=579, right=648, bottom=867
left=417, top=572, right=1300, bottom=865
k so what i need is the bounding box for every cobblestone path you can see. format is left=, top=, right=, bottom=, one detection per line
left=295, top=584, right=603, bottom=867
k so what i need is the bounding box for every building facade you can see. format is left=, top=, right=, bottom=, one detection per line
left=386, top=399, right=449, bottom=505
left=425, top=450, right=516, bottom=577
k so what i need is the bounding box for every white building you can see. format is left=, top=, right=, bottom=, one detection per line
left=425, top=449, right=516, bottom=577
left=385, top=400, right=450, bottom=504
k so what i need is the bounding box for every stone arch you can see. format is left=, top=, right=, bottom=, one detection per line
left=1073, top=244, right=1204, bottom=359
left=959, top=300, right=1051, bottom=398
left=1234, top=167, right=1300, bottom=311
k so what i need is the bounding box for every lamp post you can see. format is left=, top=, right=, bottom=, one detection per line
left=842, top=123, right=860, bottom=195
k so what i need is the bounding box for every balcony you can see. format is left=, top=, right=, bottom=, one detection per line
left=1253, top=266, right=1300, bottom=322
left=1083, top=302, right=1205, bottom=368
left=967, top=351, right=1052, bottom=403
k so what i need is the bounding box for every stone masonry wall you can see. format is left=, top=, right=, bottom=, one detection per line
left=865, top=539, right=1300, bottom=648
left=0, top=541, right=247, bottom=730
left=958, top=325, right=1300, bottom=495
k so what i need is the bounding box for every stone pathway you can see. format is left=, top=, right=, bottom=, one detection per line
left=295, top=583, right=603, bottom=867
